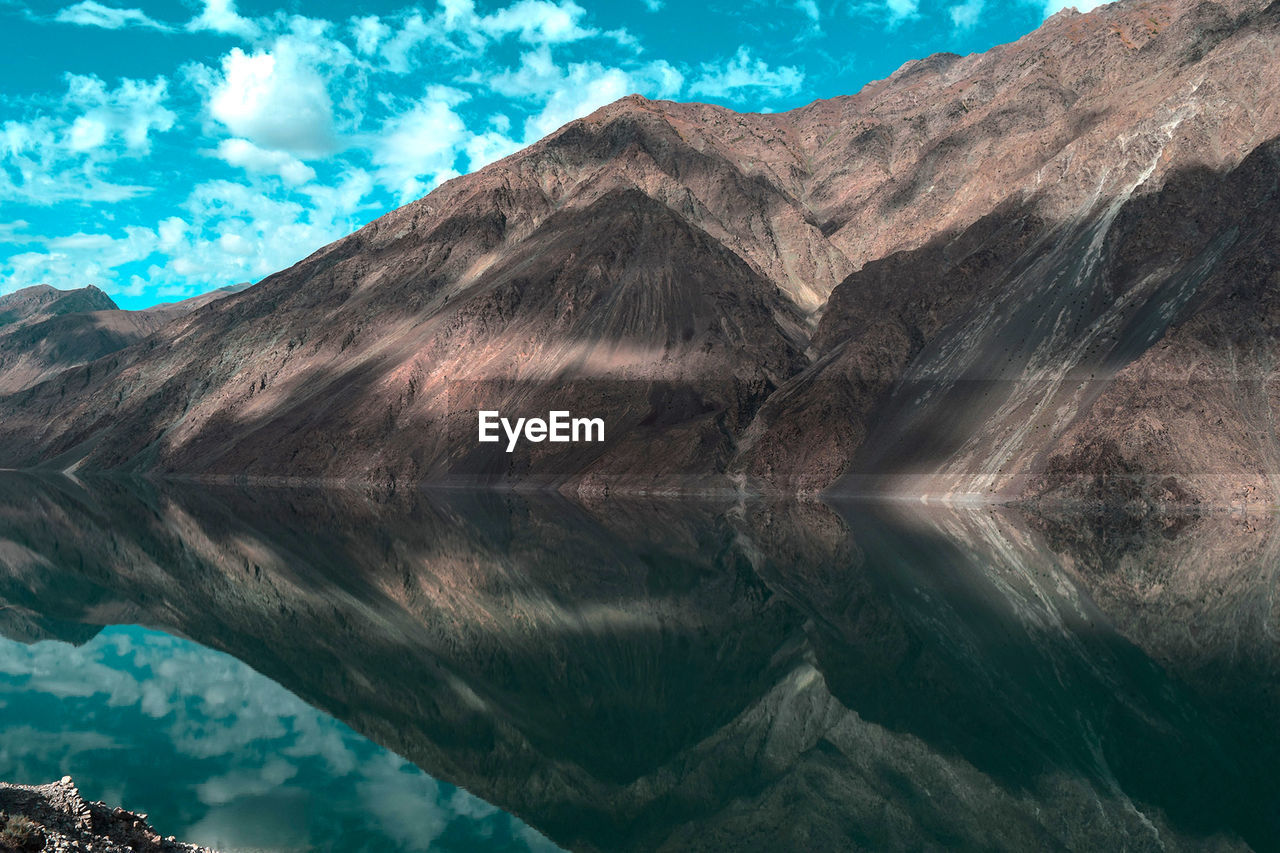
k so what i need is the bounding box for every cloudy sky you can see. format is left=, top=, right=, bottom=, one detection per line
left=1, top=0, right=1095, bottom=309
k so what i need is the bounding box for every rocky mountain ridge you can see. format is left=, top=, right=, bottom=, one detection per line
left=0, top=0, right=1277, bottom=503
left=0, top=285, right=248, bottom=395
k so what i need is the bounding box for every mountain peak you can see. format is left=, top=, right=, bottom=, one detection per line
left=0, top=284, right=117, bottom=326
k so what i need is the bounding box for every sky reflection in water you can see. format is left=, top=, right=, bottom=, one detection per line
left=0, top=624, right=559, bottom=853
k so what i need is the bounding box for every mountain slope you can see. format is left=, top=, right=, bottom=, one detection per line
left=0, top=284, right=250, bottom=395
left=735, top=0, right=1280, bottom=499
left=1, top=0, right=1278, bottom=500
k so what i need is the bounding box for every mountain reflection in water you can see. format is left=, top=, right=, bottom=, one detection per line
left=0, top=473, right=1276, bottom=852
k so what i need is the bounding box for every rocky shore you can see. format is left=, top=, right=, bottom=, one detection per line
left=0, top=778, right=212, bottom=853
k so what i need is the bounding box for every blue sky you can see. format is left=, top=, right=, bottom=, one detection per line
left=0, top=0, right=1097, bottom=309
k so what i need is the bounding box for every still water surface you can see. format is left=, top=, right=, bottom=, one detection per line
left=0, top=625, right=559, bottom=852
left=0, top=474, right=1276, bottom=851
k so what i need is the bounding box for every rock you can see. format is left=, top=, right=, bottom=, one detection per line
left=0, top=778, right=214, bottom=853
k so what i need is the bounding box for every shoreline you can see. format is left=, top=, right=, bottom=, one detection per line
left=0, top=777, right=212, bottom=853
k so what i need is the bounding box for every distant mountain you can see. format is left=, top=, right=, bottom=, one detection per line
left=0, top=283, right=250, bottom=394
left=143, top=282, right=253, bottom=316
left=0, top=283, right=116, bottom=326
left=1, top=0, right=1278, bottom=503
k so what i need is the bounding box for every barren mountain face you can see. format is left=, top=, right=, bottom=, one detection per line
left=2, top=0, right=1278, bottom=501
left=0, top=284, right=248, bottom=395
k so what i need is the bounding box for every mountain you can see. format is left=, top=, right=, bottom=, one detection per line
left=0, top=283, right=250, bottom=395
left=0, top=283, right=116, bottom=324
left=140, top=282, right=253, bottom=315
left=0, top=0, right=1277, bottom=501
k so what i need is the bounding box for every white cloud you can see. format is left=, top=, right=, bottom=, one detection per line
left=350, top=14, right=391, bottom=55
left=0, top=221, right=32, bottom=244
left=63, top=73, right=176, bottom=155
left=205, top=44, right=340, bottom=157
left=464, top=124, right=523, bottom=171
left=215, top=138, right=317, bottom=185
left=0, top=73, right=174, bottom=205
left=377, top=12, right=438, bottom=73
left=372, top=87, right=471, bottom=201
left=354, top=753, right=450, bottom=850
left=480, top=0, right=597, bottom=44
left=853, top=0, right=919, bottom=25
left=885, top=0, right=920, bottom=23
left=0, top=225, right=161, bottom=295
left=55, top=1, right=169, bottom=30
left=689, top=47, right=803, bottom=101
left=523, top=65, right=633, bottom=138
left=156, top=215, right=186, bottom=251
left=7, top=0, right=831, bottom=306
left=0, top=166, right=374, bottom=300
left=438, top=0, right=478, bottom=27
left=156, top=174, right=371, bottom=287
left=186, top=0, right=260, bottom=39
left=355, top=0, right=616, bottom=76
left=1043, top=0, right=1110, bottom=13
left=486, top=46, right=567, bottom=96
left=67, top=114, right=107, bottom=151
left=196, top=760, right=298, bottom=805
left=489, top=47, right=683, bottom=141
left=300, top=168, right=376, bottom=225
left=0, top=161, right=150, bottom=204
left=0, top=626, right=553, bottom=852
left=643, top=0, right=664, bottom=10
left=949, top=0, right=984, bottom=28
left=367, top=36, right=692, bottom=202
left=643, top=61, right=685, bottom=99
left=46, top=232, right=120, bottom=250
left=0, top=636, right=142, bottom=705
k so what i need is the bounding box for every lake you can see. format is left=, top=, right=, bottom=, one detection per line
left=0, top=474, right=1276, bottom=851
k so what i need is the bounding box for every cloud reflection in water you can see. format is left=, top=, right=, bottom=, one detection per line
left=0, top=624, right=560, bottom=853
